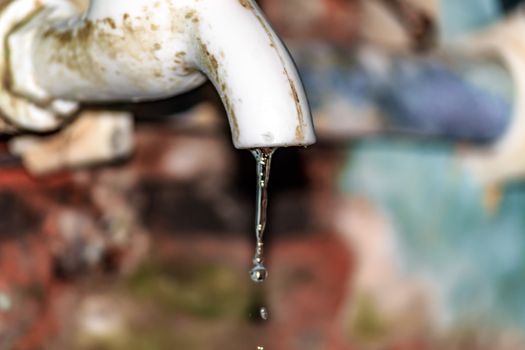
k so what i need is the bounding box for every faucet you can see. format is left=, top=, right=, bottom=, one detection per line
left=1, top=0, right=315, bottom=153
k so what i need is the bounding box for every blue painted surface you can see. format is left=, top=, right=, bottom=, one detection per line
left=377, top=60, right=512, bottom=141
left=296, top=51, right=513, bottom=141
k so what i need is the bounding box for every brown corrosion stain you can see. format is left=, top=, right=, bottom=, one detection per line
left=209, top=55, right=218, bottom=71
left=166, top=2, right=182, bottom=34
left=185, top=10, right=196, bottom=19
left=40, top=11, right=168, bottom=90
left=104, top=17, right=116, bottom=29
left=223, top=94, right=240, bottom=142
left=197, top=38, right=239, bottom=142
left=197, top=39, right=219, bottom=80
left=199, top=40, right=219, bottom=72
left=288, top=77, right=304, bottom=140
left=182, top=66, right=196, bottom=74
left=183, top=9, right=200, bottom=24
left=67, top=0, right=88, bottom=12
left=175, top=51, right=186, bottom=58
left=249, top=12, right=306, bottom=141
left=238, top=0, right=253, bottom=9
left=295, top=125, right=304, bottom=141
left=290, top=78, right=305, bottom=141
left=43, top=23, right=102, bottom=88
left=233, top=2, right=306, bottom=142
left=289, top=79, right=300, bottom=103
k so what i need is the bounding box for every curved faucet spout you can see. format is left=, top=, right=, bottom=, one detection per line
left=191, top=0, right=316, bottom=148
left=6, top=0, right=316, bottom=149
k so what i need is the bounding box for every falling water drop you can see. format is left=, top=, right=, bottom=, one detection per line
left=250, top=264, right=268, bottom=283
left=259, top=306, right=269, bottom=321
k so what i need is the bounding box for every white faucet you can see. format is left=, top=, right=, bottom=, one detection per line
left=1, top=0, right=315, bottom=151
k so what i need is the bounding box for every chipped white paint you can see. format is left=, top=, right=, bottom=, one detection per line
left=3, top=0, right=316, bottom=149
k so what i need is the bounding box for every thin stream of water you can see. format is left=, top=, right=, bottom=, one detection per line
left=249, top=148, right=275, bottom=283
left=250, top=148, right=276, bottom=350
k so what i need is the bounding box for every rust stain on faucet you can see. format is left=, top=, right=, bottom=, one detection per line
left=39, top=6, right=191, bottom=91
left=185, top=9, right=199, bottom=23
left=238, top=0, right=253, bottom=9
left=197, top=38, right=219, bottom=80
left=223, top=93, right=240, bottom=142
left=289, top=81, right=305, bottom=141
left=197, top=38, right=240, bottom=143
left=237, top=0, right=306, bottom=142
left=105, top=17, right=116, bottom=29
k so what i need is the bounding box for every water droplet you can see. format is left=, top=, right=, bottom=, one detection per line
left=257, top=346, right=264, bottom=350
left=259, top=306, right=269, bottom=321
left=250, top=264, right=268, bottom=283
left=253, top=255, right=264, bottom=265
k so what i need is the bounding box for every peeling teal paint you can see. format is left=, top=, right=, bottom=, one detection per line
left=340, top=139, right=525, bottom=329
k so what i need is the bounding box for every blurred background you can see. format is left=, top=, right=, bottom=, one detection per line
left=2, top=0, right=525, bottom=349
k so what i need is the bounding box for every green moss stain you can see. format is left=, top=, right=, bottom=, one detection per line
left=127, top=258, right=249, bottom=319
left=349, top=294, right=386, bottom=342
